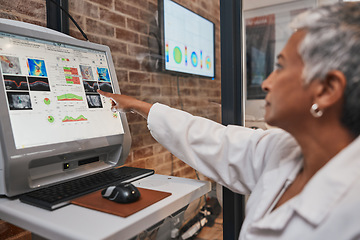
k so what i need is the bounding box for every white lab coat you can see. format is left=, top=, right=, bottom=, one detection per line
left=147, top=103, right=360, bottom=240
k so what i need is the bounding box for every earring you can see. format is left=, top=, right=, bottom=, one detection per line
left=310, top=103, right=323, bottom=118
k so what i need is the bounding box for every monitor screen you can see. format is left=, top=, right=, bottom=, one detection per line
left=159, top=0, right=215, bottom=78
left=0, top=19, right=131, bottom=196
left=0, top=19, right=131, bottom=197
left=0, top=31, right=124, bottom=149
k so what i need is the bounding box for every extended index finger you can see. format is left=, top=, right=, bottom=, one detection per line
left=97, top=89, right=114, bottom=99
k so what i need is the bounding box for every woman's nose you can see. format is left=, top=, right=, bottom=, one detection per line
left=261, top=73, right=273, bottom=92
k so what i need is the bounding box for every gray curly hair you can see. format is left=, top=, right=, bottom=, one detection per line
left=291, top=2, right=360, bottom=136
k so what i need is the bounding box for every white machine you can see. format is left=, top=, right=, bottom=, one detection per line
left=0, top=19, right=131, bottom=197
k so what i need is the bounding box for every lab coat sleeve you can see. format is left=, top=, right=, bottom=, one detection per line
left=147, top=103, right=286, bottom=194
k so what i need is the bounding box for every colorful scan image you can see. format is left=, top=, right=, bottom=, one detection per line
left=80, top=65, right=94, bottom=80
left=83, top=81, right=99, bottom=93
left=205, top=56, right=212, bottom=70
left=99, top=82, right=113, bottom=93
left=57, top=93, right=83, bottom=101
left=86, top=93, right=103, bottom=108
left=6, top=92, right=32, bottom=110
left=0, top=55, right=22, bottom=75
left=191, top=51, right=198, bottom=67
left=173, top=46, right=182, bottom=64
left=27, top=58, right=48, bottom=77
left=3, top=75, right=29, bottom=90
left=97, top=67, right=110, bottom=82
left=28, top=77, right=51, bottom=91
left=62, top=115, right=88, bottom=123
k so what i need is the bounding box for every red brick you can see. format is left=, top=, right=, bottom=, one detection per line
left=0, top=12, right=20, bottom=21
left=68, top=13, right=86, bottom=33
left=127, top=159, right=146, bottom=168
left=116, top=28, right=139, bottom=43
left=142, top=133, right=157, bottom=145
left=84, top=1, right=100, bottom=18
left=129, top=122, right=149, bottom=136
left=119, top=83, right=143, bottom=96
left=101, top=38, right=127, bottom=53
left=138, top=9, right=154, bottom=23
left=129, top=71, right=151, bottom=84
left=154, top=144, right=168, bottom=154
left=99, top=8, right=126, bottom=27
left=133, top=146, right=153, bottom=159
left=151, top=74, right=174, bottom=85
left=22, top=18, right=46, bottom=27
left=126, top=111, right=146, bottom=122
left=85, top=33, right=102, bottom=44
left=141, top=86, right=161, bottom=96
left=114, top=1, right=139, bottom=19
left=161, top=86, right=174, bottom=96
left=148, top=2, right=158, bottom=13
left=156, top=162, right=173, bottom=175
left=86, top=18, right=115, bottom=37
left=10, top=0, right=45, bottom=19
left=125, top=0, right=149, bottom=10
left=69, top=29, right=86, bottom=41
left=127, top=18, right=148, bottom=33
left=117, top=56, right=141, bottom=70
left=89, top=0, right=114, bottom=9
left=115, top=69, right=129, bottom=82
left=131, top=134, right=144, bottom=148
left=145, top=155, right=165, bottom=168
left=127, top=45, right=149, bottom=57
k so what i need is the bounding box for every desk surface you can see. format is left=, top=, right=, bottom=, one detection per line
left=0, top=174, right=211, bottom=240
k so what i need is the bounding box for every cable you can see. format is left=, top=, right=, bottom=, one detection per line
left=46, top=0, right=89, bottom=41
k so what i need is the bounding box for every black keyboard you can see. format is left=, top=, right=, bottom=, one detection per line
left=19, top=166, right=154, bottom=210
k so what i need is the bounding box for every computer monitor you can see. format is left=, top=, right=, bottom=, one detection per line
left=0, top=19, right=131, bottom=197
left=158, top=0, right=215, bottom=78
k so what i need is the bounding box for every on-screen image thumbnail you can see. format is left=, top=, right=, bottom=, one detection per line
left=83, top=81, right=99, bottom=93
left=99, top=82, right=113, bottom=93
left=6, top=92, right=32, bottom=110
left=28, top=77, right=51, bottom=91
left=27, top=58, right=48, bottom=77
left=86, top=93, right=103, bottom=108
left=0, top=55, right=22, bottom=75
left=97, top=67, right=110, bottom=82
left=3, top=75, right=29, bottom=90
left=80, top=65, right=94, bottom=80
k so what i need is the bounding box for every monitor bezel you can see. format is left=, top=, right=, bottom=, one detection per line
left=158, top=0, right=216, bottom=79
left=0, top=20, right=130, bottom=167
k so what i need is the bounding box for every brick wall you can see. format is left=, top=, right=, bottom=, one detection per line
left=0, top=0, right=221, bottom=179
left=1, top=1, right=220, bottom=238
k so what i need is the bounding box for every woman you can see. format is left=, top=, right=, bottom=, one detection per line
left=98, top=2, right=360, bottom=239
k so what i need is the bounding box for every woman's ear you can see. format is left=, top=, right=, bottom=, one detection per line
left=314, top=70, right=346, bottom=109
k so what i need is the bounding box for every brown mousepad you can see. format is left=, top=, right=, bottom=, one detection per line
left=71, top=188, right=171, bottom=218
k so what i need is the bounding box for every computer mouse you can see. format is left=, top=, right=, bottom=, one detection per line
left=101, top=183, right=141, bottom=203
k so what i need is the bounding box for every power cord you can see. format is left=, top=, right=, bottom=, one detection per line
left=46, top=0, right=89, bottom=41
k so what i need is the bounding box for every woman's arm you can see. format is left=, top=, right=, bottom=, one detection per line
left=97, top=90, right=152, bottom=119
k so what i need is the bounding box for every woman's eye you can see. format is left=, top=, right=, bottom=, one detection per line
left=274, top=62, right=283, bottom=70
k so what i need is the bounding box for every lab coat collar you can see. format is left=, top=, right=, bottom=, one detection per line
left=294, top=136, right=360, bottom=226
left=251, top=158, right=303, bottom=231
left=251, top=136, right=360, bottom=231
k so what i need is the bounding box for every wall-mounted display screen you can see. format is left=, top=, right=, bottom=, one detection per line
left=159, top=0, right=215, bottom=78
